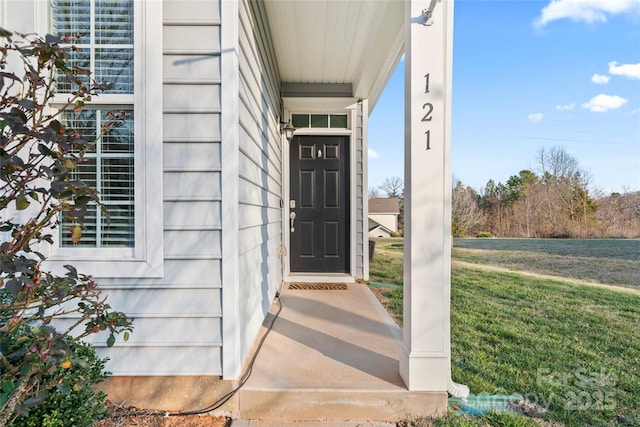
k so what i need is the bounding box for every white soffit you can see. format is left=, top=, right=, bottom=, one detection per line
left=263, top=0, right=404, bottom=109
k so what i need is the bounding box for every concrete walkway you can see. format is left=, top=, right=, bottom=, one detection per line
left=236, top=283, right=445, bottom=423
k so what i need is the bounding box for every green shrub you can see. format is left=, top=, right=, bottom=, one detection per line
left=0, top=29, right=132, bottom=424
left=451, top=222, right=466, bottom=237
left=476, top=231, right=493, bottom=238
left=1, top=291, right=110, bottom=426
left=11, top=341, right=110, bottom=427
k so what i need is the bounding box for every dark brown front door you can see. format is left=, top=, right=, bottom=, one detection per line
left=289, top=135, right=349, bottom=273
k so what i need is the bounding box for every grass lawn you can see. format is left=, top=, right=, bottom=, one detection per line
left=368, top=238, right=640, bottom=426
left=453, top=238, right=640, bottom=288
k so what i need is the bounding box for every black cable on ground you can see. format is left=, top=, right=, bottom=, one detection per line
left=111, top=293, right=283, bottom=419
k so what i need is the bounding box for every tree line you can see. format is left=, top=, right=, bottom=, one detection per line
left=452, top=147, right=640, bottom=238
left=370, top=147, right=639, bottom=238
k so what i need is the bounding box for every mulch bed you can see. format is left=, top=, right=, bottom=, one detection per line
left=94, top=402, right=230, bottom=427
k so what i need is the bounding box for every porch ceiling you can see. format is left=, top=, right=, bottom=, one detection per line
left=263, top=0, right=404, bottom=110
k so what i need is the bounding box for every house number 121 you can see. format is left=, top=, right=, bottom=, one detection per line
left=422, top=73, right=433, bottom=150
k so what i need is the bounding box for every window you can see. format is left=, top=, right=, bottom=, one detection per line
left=46, top=0, right=163, bottom=277
left=291, top=114, right=349, bottom=129
left=52, top=0, right=135, bottom=248
left=51, top=0, right=134, bottom=94
left=58, top=110, right=135, bottom=248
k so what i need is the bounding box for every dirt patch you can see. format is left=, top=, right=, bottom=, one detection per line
left=94, top=402, right=230, bottom=427
left=508, top=399, right=548, bottom=418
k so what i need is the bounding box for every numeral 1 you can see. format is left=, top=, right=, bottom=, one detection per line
left=424, top=73, right=430, bottom=93
left=425, top=130, right=431, bottom=150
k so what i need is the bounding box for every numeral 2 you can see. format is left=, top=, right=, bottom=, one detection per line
left=422, top=103, right=433, bottom=122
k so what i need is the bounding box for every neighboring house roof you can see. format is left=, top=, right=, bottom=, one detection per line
left=368, top=218, right=393, bottom=237
left=368, top=198, right=400, bottom=214
left=368, top=218, right=389, bottom=231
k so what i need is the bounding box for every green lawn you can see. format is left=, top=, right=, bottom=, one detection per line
left=453, top=238, right=640, bottom=261
left=453, top=238, right=640, bottom=288
left=369, top=238, right=404, bottom=286
left=368, top=238, right=640, bottom=426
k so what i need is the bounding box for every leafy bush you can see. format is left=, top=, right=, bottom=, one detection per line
left=476, top=231, right=493, bottom=238
left=0, top=28, right=132, bottom=424
left=451, top=221, right=466, bottom=237
left=10, top=339, right=110, bottom=427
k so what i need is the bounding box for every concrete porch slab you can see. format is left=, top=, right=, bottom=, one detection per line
left=238, top=283, right=446, bottom=422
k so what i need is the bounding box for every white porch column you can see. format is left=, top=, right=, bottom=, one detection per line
left=400, top=0, right=454, bottom=391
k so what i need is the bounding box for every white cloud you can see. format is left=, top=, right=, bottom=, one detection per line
left=528, top=113, right=544, bottom=122
left=534, top=0, right=640, bottom=28
left=556, top=103, right=576, bottom=111
left=368, top=148, right=380, bottom=159
left=591, top=74, right=610, bottom=84
left=608, top=61, right=640, bottom=79
left=581, top=94, right=628, bottom=112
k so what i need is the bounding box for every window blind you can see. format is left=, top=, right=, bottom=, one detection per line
left=51, top=0, right=135, bottom=248
left=59, top=110, right=134, bottom=248
left=51, top=0, right=134, bottom=94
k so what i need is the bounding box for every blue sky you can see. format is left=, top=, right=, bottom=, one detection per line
left=368, top=0, right=640, bottom=196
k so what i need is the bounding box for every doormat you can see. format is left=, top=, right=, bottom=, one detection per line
left=288, top=283, right=348, bottom=290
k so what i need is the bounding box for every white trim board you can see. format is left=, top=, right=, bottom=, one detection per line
left=282, top=98, right=359, bottom=282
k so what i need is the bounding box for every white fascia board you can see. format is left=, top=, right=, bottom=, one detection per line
left=361, top=30, right=405, bottom=113
left=283, top=97, right=359, bottom=113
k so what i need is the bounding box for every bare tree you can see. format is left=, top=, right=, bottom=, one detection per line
left=535, top=147, right=596, bottom=237
left=380, top=176, right=403, bottom=198
left=452, top=180, right=484, bottom=236
left=368, top=186, right=382, bottom=199
left=595, top=190, right=640, bottom=237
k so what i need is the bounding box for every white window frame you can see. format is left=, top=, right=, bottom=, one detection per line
left=40, top=0, right=163, bottom=278
left=290, top=113, right=350, bottom=130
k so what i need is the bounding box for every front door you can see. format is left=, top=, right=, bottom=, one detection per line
left=289, top=135, right=350, bottom=273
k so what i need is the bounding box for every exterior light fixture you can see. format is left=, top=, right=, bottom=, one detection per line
left=422, top=0, right=440, bottom=26
left=281, top=121, right=296, bottom=142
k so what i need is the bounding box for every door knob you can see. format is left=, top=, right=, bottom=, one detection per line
left=289, top=211, right=296, bottom=233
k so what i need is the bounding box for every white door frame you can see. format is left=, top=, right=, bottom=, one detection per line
left=281, top=97, right=359, bottom=283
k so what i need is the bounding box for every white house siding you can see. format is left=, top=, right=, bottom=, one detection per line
left=92, top=0, right=224, bottom=376
left=0, top=0, right=223, bottom=376
left=369, top=214, right=398, bottom=233
left=148, top=0, right=224, bottom=376
left=236, top=0, right=283, bottom=362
